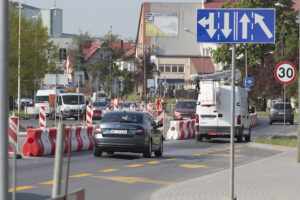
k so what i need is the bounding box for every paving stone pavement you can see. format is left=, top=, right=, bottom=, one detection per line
left=151, top=148, right=300, bottom=200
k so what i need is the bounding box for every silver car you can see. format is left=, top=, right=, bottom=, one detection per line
left=269, top=102, right=294, bottom=124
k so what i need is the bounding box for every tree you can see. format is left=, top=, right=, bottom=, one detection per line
left=9, top=5, right=57, bottom=97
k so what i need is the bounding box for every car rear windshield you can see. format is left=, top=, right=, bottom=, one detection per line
left=93, top=102, right=106, bottom=106
left=35, top=96, right=49, bottom=103
left=272, top=103, right=292, bottom=109
left=178, top=101, right=196, bottom=109
left=101, top=112, right=143, bottom=124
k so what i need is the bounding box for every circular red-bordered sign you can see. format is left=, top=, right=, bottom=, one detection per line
left=274, top=61, right=297, bottom=84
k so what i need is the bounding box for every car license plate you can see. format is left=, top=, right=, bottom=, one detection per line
left=111, top=130, right=127, bottom=134
left=278, top=112, right=285, bottom=114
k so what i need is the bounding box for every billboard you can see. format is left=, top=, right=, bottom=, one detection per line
left=146, top=13, right=178, bottom=36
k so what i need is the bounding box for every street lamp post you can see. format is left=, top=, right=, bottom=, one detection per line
left=184, top=28, right=204, bottom=74
left=144, top=45, right=147, bottom=102
left=17, top=1, right=23, bottom=115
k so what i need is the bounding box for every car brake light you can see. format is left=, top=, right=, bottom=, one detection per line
left=237, top=115, right=241, bottom=125
left=195, top=114, right=199, bottom=124
left=94, top=127, right=102, bottom=134
left=136, top=128, right=145, bottom=135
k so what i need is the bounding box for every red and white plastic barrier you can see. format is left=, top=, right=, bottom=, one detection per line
left=114, top=104, right=119, bottom=110
left=111, top=99, right=118, bottom=105
left=140, top=102, right=145, bottom=112
left=130, top=103, right=135, bottom=111
left=147, top=103, right=154, bottom=115
left=9, top=115, right=19, bottom=152
left=39, top=106, right=46, bottom=128
left=157, top=110, right=164, bottom=124
left=22, top=126, right=95, bottom=157
left=166, top=120, right=196, bottom=140
left=250, top=113, right=259, bottom=127
left=86, top=105, right=93, bottom=124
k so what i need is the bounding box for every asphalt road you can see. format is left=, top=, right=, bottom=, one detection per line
left=9, top=117, right=297, bottom=200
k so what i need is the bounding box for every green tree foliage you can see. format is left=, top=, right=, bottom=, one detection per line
left=9, top=5, right=57, bottom=97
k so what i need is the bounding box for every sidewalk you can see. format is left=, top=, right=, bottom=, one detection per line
left=151, top=147, right=300, bottom=200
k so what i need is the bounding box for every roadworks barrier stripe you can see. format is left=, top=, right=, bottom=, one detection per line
left=250, top=113, right=259, bottom=127
left=22, top=125, right=96, bottom=156
left=166, top=119, right=196, bottom=140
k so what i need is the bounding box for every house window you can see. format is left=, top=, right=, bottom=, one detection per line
left=165, top=65, right=171, bottom=72
left=172, top=66, right=178, bottom=72
left=178, top=65, right=184, bottom=72
left=159, top=65, right=164, bottom=72
left=159, top=64, right=185, bottom=73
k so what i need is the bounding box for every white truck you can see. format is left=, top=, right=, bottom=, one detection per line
left=34, top=89, right=56, bottom=118
left=193, top=70, right=251, bottom=142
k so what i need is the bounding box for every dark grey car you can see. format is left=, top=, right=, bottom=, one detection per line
left=93, top=111, right=163, bottom=158
left=269, top=102, right=294, bottom=124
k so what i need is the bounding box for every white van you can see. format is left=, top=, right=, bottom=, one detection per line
left=34, top=89, right=56, bottom=118
left=56, top=93, right=87, bottom=119
left=194, top=72, right=251, bottom=142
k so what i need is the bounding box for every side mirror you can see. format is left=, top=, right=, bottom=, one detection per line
left=86, top=101, right=89, bottom=105
left=250, top=106, right=255, bottom=113
left=197, top=101, right=201, bottom=105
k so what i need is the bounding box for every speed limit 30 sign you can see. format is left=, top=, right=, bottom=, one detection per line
left=274, top=61, right=297, bottom=84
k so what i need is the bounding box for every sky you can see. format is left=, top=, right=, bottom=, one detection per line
left=20, top=0, right=202, bottom=40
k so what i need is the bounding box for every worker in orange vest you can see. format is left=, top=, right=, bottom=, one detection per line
left=155, top=96, right=160, bottom=110
left=161, top=97, right=167, bottom=110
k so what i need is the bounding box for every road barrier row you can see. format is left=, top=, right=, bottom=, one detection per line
left=250, top=113, right=259, bottom=127
left=166, top=120, right=196, bottom=140
left=22, top=126, right=95, bottom=157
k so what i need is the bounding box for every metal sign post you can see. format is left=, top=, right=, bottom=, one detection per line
left=230, top=44, right=236, bottom=200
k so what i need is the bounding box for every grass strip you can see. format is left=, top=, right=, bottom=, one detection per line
left=253, top=137, right=297, bottom=147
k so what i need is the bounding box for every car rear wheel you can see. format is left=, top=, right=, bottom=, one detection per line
left=290, top=120, right=294, bottom=125
left=143, top=140, right=152, bottom=158
left=245, top=127, right=251, bottom=142
left=154, top=139, right=163, bottom=157
left=94, top=147, right=102, bottom=157
left=269, top=120, right=273, bottom=125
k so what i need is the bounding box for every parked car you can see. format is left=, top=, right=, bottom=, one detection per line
left=93, top=111, right=163, bottom=158
left=269, top=102, right=294, bottom=124
left=119, top=101, right=140, bottom=111
left=173, top=100, right=197, bottom=120
left=92, top=101, right=107, bottom=119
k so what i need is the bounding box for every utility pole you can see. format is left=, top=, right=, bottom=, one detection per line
left=144, top=45, right=147, bottom=102
left=0, top=1, right=9, bottom=199
left=17, top=1, right=22, bottom=115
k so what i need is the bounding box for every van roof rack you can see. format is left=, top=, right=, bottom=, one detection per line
left=191, top=69, right=241, bottom=84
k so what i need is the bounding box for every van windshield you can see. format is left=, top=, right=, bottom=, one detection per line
left=35, top=96, right=49, bottom=103
left=62, top=95, right=85, bottom=105
left=178, top=101, right=196, bottom=109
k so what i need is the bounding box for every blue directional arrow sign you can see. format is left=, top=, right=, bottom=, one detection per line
left=197, top=9, right=275, bottom=43
left=243, top=77, right=254, bottom=87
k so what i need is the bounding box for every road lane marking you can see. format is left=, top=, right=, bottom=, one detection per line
left=100, top=169, right=120, bottom=172
left=39, top=180, right=54, bottom=185
left=179, top=164, right=210, bottom=169
left=69, top=173, right=93, bottom=178
left=147, top=161, right=160, bottom=164
left=126, top=164, right=144, bottom=168
left=167, top=158, right=176, bottom=160
left=193, top=146, right=244, bottom=156
left=212, top=154, right=244, bottom=158
left=9, top=186, right=35, bottom=192
left=93, top=176, right=176, bottom=185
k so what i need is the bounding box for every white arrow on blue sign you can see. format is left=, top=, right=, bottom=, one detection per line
left=197, top=9, right=275, bottom=43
